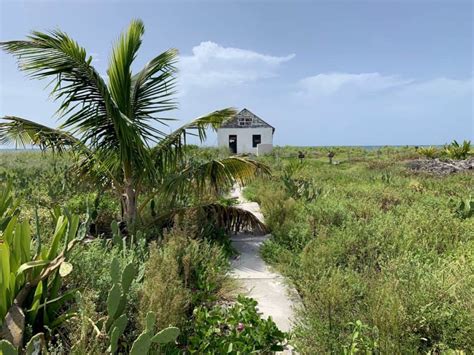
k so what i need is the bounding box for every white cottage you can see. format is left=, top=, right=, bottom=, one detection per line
left=217, top=109, right=275, bottom=155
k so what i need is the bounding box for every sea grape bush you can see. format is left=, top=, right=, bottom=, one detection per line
left=187, top=296, right=286, bottom=354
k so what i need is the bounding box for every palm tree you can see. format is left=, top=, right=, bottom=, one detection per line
left=0, top=19, right=268, bottom=230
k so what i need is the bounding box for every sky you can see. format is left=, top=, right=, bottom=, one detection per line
left=0, top=0, right=473, bottom=146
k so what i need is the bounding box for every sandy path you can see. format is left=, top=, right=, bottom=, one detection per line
left=229, top=186, right=299, bottom=335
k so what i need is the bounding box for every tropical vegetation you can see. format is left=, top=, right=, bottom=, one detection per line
left=244, top=146, right=474, bottom=353
left=0, top=19, right=267, bottom=231
left=0, top=20, right=281, bottom=354
left=1, top=17, right=473, bottom=355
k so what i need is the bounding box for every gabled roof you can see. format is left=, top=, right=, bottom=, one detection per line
left=220, top=108, right=275, bottom=133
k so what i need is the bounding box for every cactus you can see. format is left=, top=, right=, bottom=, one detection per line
left=130, top=311, right=179, bottom=355
left=91, top=257, right=180, bottom=354
left=0, top=332, right=46, bottom=355
left=0, top=340, right=17, bottom=355
left=111, top=220, right=122, bottom=247
left=104, top=256, right=137, bottom=351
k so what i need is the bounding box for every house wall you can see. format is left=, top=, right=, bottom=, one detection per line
left=257, top=144, right=273, bottom=156
left=217, top=127, right=273, bottom=154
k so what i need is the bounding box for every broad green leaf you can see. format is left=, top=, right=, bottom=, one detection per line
left=110, top=257, right=120, bottom=285
left=0, top=340, right=17, bottom=355
left=150, top=327, right=180, bottom=344
left=130, top=332, right=152, bottom=355
left=28, top=281, right=44, bottom=324
left=0, top=243, right=11, bottom=320
left=107, top=283, right=122, bottom=320
left=64, top=215, right=80, bottom=253
left=145, top=311, right=156, bottom=332
left=18, top=221, right=31, bottom=264
left=47, top=216, right=68, bottom=260
left=121, top=262, right=137, bottom=292
left=3, top=214, right=18, bottom=245
left=109, top=314, right=128, bottom=353
left=16, top=260, right=50, bottom=276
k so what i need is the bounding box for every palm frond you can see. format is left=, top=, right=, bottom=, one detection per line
left=0, top=116, right=79, bottom=152
left=130, top=48, right=178, bottom=141
left=1, top=30, right=112, bottom=140
left=148, top=202, right=268, bottom=234
left=0, top=28, right=150, bottom=173
left=107, top=19, right=144, bottom=116
left=138, top=157, right=269, bottom=216
left=151, top=108, right=237, bottom=176
left=203, top=203, right=267, bottom=234
left=164, top=157, right=269, bottom=203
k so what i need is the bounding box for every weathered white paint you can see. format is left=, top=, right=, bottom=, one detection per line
left=257, top=143, right=273, bottom=156
left=217, top=127, right=273, bottom=154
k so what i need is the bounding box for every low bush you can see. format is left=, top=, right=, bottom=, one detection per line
left=187, top=296, right=287, bottom=354
left=139, top=240, right=191, bottom=331
left=139, top=222, right=231, bottom=333
left=443, top=140, right=471, bottom=160
left=418, top=146, right=438, bottom=159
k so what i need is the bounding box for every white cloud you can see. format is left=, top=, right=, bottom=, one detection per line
left=289, top=72, right=473, bottom=145
left=296, top=72, right=413, bottom=97
left=178, top=41, right=294, bottom=91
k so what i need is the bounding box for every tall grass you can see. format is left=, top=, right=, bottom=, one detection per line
left=246, top=148, right=474, bottom=353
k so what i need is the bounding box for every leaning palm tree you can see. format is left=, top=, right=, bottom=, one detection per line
left=0, top=19, right=268, bottom=230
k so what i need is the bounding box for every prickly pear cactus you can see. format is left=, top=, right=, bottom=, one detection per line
left=130, top=311, right=180, bottom=355
left=110, top=220, right=122, bottom=247
left=105, top=256, right=137, bottom=352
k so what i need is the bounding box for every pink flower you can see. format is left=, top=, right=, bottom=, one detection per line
left=236, top=323, right=245, bottom=332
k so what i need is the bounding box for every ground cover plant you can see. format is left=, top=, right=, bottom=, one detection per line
left=244, top=146, right=474, bottom=354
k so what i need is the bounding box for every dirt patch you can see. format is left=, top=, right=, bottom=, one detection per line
left=407, top=158, right=474, bottom=175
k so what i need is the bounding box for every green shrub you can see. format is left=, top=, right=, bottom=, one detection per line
left=139, top=241, right=191, bottom=331
left=69, top=238, right=145, bottom=312
left=443, top=140, right=471, bottom=160
left=418, top=146, right=438, bottom=159
left=187, top=296, right=287, bottom=353
left=69, top=256, right=179, bottom=354
left=139, top=224, right=231, bottom=331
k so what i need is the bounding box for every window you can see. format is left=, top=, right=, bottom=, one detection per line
left=238, top=117, right=253, bottom=126
left=252, top=134, right=261, bottom=148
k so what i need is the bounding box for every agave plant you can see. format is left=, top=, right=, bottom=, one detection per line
left=0, top=19, right=269, bottom=230
left=0, top=182, right=86, bottom=347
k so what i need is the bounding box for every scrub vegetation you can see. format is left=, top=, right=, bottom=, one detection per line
left=0, top=150, right=285, bottom=354
left=1, top=17, right=473, bottom=355
left=243, top=145, right=474, bottom=354
left=0, top=19, right=284, bottom=354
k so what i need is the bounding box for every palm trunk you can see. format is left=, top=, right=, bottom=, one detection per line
left=123, top=182, right=137, bottom=226
left=122, top=163, right=137, bottom=228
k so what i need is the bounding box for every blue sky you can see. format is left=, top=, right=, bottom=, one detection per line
left=1, top=0, right=472, bottom=146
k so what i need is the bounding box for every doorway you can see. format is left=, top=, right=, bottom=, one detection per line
left=229, top=135, right=237, bottom=154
